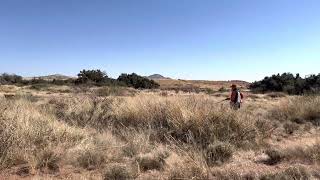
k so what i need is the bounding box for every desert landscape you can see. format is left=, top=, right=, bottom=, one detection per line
left=0, top=72, right=319, bottom=180
left=2, top=1, right=320, bottom=179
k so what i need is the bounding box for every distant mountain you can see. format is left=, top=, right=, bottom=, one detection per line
left=147, top=74, right=171, bottom=80
left=24, top=74, right=75, bottom=81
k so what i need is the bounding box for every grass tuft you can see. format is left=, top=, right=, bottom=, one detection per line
left=205, top=142, right=234, bottom=166
left=35, top=149, right=60, bottom=172
left=264, top=149, right=284, bottom=165
left=103, top=164, right=132, bottom=180
left=260, top=166, right=310, bottom=180
left=136, top=148, right=169, bottom=171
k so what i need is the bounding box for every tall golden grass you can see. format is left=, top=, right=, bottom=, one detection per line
left=270, top=95, right=320, bottom=126
left=48, top=94, right=257, bottom=148
left=0, top=91, right=319, bottom=179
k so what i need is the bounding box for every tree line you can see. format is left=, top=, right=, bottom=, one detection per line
left=250, top=73, right=320, bottom=94
left=0, top=69, right=160, bottom=89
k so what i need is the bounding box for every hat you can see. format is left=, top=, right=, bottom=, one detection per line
left=230, top=84, right=237, bottom=88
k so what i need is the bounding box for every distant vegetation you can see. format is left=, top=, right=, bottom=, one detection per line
left=118, top=73, right=160, bottom=89
left=3, top=71, right=320, bottom=93
left=0, top=73, right=23, bottom=84
left=250, top=73, right=320, bottom=95
left=75, top=69, right=115, bottom=85
left=0, top=69, right=160, bottom=89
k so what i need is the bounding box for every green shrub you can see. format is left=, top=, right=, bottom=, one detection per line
left=118, top=73, right=159, bottom=89
left=75, top=69, right=109, bottom=84
left=250, top=73, right=320, bottom=95
left=0, top=73, right=23, bottom=85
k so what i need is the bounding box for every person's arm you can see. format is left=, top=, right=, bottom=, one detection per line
left=240, top=92, right=244, bottom=103
left=225, top=92, right=233, bottom=100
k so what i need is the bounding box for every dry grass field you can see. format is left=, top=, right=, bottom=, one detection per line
left=154, top=79, right=250, bottom=92
left=0, top=84, right=319, bottom=179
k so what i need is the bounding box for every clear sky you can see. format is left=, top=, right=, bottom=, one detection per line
left=1, top=0, right=320, bottom=82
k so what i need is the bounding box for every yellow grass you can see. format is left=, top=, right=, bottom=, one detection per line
left=0, top=85, right=319, bottom=179
left=155, top=79, right=249, bottom=90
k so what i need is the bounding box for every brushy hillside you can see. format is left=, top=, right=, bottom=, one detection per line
left=156, top=79, right=250, bottom=92
left=0, top=86, right=319, bottom=179
left=24, top=74, right=75, bottom=81
left=0, top=70, right=160, bottom=90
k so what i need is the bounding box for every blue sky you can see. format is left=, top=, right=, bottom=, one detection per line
left=1, top=0, right=320, bottom=82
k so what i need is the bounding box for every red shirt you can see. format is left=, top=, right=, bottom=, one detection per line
left=230, top=90, right=244, bottom=103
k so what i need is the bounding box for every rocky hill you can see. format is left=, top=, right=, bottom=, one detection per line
left=147, top=74, right=171, bottom=80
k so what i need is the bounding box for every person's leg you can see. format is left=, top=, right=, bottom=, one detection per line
left=230, top=102, right=238, bottom=110
left=232, top=102, right=240, bottom=110
left=237, top=102, right=241, bottom=109
left=230, top=102, right=234, bottom=109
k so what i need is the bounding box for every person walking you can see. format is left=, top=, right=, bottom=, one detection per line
left=226, top=84, right=243, bottom=110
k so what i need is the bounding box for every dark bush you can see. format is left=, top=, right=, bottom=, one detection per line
left=75, top=69, right=111, bottom=85
left=0, top=73, right=23, bottom=85
left=250, top=73, right=320, bottom=95
left=118, top=73, right=159, bottom=89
